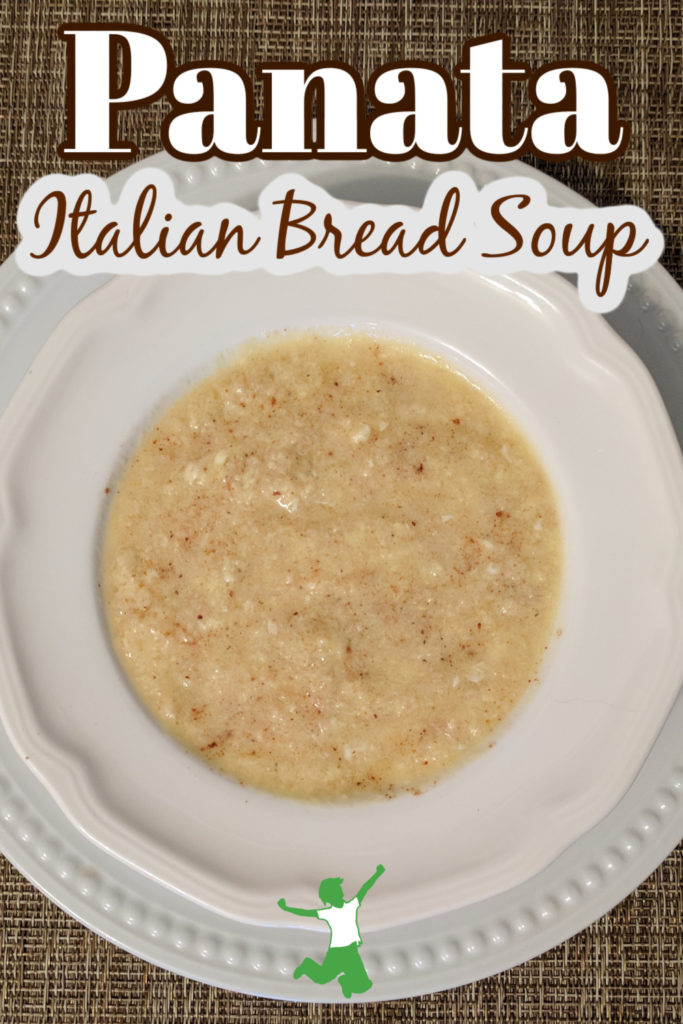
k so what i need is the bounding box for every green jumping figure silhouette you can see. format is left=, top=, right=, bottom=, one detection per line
left=278, top=864, right=385, bottom=999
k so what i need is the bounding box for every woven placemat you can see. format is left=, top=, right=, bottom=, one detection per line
left=0, top=2, right=681, bottom=1020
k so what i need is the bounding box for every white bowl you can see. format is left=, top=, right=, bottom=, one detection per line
left=0, top=267, right=681, bottom=931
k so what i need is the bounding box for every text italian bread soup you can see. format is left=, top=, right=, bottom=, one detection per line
left=102, top=331, right=562, bottom=799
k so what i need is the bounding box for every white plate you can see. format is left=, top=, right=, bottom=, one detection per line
left=0, top=153, right=681, bottom=1001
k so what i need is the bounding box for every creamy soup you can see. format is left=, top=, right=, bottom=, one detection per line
left=102, top=331, right=562, bottom=799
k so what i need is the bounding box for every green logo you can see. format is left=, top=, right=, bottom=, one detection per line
left=278, top=864, right=385, bottom=999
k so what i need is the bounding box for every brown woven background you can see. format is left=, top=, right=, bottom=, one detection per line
left=0, top=1, right=681, bottom=1020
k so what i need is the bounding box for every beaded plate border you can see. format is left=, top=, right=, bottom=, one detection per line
left=0, top=153, right=681, bottom=1002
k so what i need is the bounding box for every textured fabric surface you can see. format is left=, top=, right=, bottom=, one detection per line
left=0, top=1, right=681, bottom=1020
